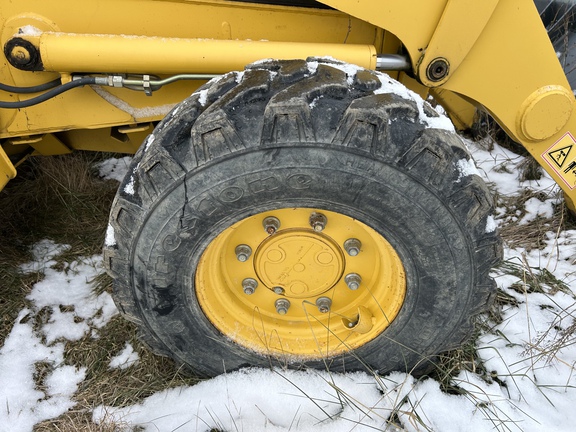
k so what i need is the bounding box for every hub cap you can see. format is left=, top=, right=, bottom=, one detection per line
left=195, top=208, right=406, bottom=359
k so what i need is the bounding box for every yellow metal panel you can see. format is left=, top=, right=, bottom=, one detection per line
left=416, top=0, right=500, bottom=87
left=0, top=145, right=16, bottom=190
left=8, top=133, right=71, bottom=155
left=321, top=0, right=576, bottom=212
left=0, top=0, right=382, bottom=138
left=319, top=0, right=447, bottom=66
left=430, top=89, right=477, bottom=130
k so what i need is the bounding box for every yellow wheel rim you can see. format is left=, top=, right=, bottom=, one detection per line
left=195, top=208, right=406, bottom=359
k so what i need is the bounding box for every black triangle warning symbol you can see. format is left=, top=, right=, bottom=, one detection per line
left=548, top=145, right=573, bottom=168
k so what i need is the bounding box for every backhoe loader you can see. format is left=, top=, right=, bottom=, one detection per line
left=1, top=0, right=575, bottom=377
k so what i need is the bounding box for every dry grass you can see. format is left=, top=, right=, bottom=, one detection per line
left=34, top=313, right=199, bottom=431
left=0, top=153, right=199, bottom=431
left=0, top=152, right=117, bottom=343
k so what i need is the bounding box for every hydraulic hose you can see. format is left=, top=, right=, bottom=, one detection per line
left=0, top=77, right=95, bottom=109
left=0, top=78, right=62, bottom=94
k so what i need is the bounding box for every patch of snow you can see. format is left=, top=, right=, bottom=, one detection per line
left=485, top=215, right=497, bottom=233
left=95, top=156, right=132, bottom=182
left=19, top=240, right=71, bottom=273
left=197, top=88, right=209, bottom=106
left=455, top=158, right=480, bottom=181
left=519, top=196, right=555, bottom=224
left=1, top=249, right=118, bottom=431
left=328, top=61, right=363, bottom=85
left=94, top=369, right=403, bottom=432
left=18, top=25, right=42, bottom=36
left=309, top=94, right=323, bottom=109
left=109, top=343, right=139, bottom=370
left=123, top=167, right=136, bottom=195
left=249, top=58, right=275, bottom=66
left=143, top=134, right=155, bottom=152
left=372, top=72, right=455, bottom=132
left=307, top=60, right=319, bottom=75
left=105, top=224, right=116, bottom=247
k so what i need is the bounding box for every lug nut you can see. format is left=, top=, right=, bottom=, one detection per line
left=235, top=244, right=252, bottom=262
left=273, top=286, right=285, bottom=295
left=315, top=297, right=332, bottom=313
left=309, top=212, right=327, bottom=232
left=275, top=298, right=291, bottom=315
left=242, top=278, right=258, bottom=295
left=263, top=216, right=280, bottom=235
left=345, top=273, right=362, bottom=290
left=344, top=238, right=362, bottom=256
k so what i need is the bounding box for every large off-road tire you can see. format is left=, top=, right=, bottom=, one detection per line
left=104, top=59, right=501, bottom=377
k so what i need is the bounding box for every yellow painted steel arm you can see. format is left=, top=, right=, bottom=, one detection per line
left=320, top=0, right=576, bottom=211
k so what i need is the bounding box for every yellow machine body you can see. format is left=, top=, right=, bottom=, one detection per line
left=1, top=0, right=575, bottom=212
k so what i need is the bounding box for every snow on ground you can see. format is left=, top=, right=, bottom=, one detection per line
left=1, top=138, right=576, bottom=432
left=0, top=246, right=117, bottom=432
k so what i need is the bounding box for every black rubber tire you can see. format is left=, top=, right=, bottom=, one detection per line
left=104, top=59, right=501, bottom=377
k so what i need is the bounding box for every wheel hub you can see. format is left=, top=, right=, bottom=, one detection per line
left=254, top=229, right=344, bottom=299
left=195, top=208, right=406, bottom=359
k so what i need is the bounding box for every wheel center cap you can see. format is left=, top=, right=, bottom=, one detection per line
left=254, top=229, right=344, bottom=299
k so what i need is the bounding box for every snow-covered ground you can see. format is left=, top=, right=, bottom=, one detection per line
left=1, top=139, right=575, bottom=431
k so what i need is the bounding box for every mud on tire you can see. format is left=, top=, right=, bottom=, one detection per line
left=104, top=58, right=501, bottom=377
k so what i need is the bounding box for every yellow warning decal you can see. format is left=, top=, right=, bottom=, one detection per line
left=542, top=132, right=576, bottom=189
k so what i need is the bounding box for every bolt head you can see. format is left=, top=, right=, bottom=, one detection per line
left=345, top=273, right=362, bottom=290
left=309, top=212, right=327, bottom=232
left=235, top=244, right=252, bottom=262
left=344, top=238, right=362, bottom=256
left=238, top=254, right=248, bottom=262
left=273, top=286, right=285, bottom=295
left=263, top=216, right=280, bottom=235
left=275, top=298, right=290, bottom=315
left=315, top=297, right=332, bottom=313
left=242, top=278, right=258, bottom=295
